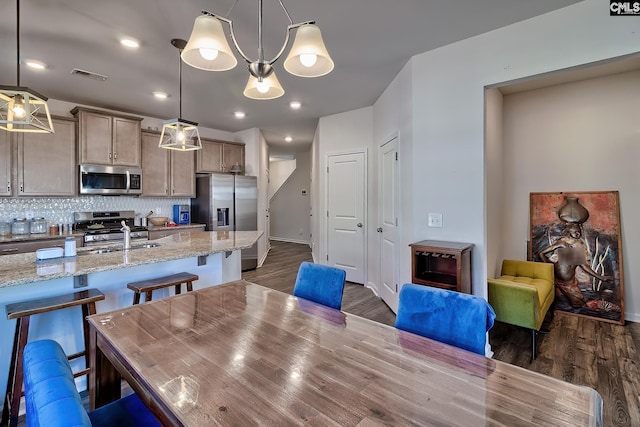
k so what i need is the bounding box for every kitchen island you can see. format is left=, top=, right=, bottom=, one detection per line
left=0, top=230, right=262, bottom=399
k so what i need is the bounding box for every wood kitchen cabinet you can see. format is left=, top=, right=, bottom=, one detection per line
left=196, top=138, right=245, bottom=173
left=0, top=130, right=11, bottom=196
left=17, top=117, right=77, bottom=196
left=141, top=131, right=195, bottom=197
left=222, top=142, right=244, bottom=173
left=410, top=240, right=473, bottom=294
left=1, top=117, right=76, bottom=197
left=72, top=107, right=142, bottom=167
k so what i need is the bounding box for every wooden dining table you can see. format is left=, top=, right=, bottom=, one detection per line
left=87, top=280, right=603, bottom=426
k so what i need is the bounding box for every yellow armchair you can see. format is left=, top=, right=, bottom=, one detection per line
left=488, top=259, right=554, bottom=360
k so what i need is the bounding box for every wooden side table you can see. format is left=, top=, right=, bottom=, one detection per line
left=409, top=240, right=473, bottom=293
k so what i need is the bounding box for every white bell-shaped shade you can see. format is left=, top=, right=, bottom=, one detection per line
left=158, top=119, right=202, bottom=151
left=0, top=86, right=54, bottom=133
left=284, top=24, right=334, bottom=78
left=181, top=15, right=237, bottom=71
left=243, top=72, right=284, bottom=100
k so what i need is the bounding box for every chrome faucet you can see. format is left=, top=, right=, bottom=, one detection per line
left=121, top=220, right=131, bottom=250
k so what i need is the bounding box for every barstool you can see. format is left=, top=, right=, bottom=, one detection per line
left=1, top=288, right=105, bottom=427
left=127, top=272, right=199, bottom=305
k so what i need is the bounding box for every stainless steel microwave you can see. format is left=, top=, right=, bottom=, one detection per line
left=79, top=164, right=142, bottom=195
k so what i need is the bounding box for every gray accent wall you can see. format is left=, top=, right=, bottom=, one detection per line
left=269, top=151, right=311, bottom=244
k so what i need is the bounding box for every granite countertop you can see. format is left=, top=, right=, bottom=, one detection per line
left=0, top=230, right=262, bottom=289
left=147, top=223, right=206, bottom=231
left=0, top=232, right=85, bottom=243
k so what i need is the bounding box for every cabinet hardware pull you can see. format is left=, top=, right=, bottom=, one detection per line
left=114, top=153, right=117, bottom=159
left=6, top=182, right=10, bottom=192
left=356, top=223, right=363, bottom=228
left=377, top=227, right=383, bottom=232
left=20, top=182, right=23, bottom=192
left=109, top=152, right=112, bottom=159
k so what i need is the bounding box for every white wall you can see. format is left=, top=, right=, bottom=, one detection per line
left=310, top=127, right=320, bottom=262
left=485, top=88, right=504, bottom=279
left=501, top=70, right=640, bottom=320
left=233, top=128, right=269, bottom=264
left=269, top=152, right=311, bottom=244
left=370, top=62, right=414, bottom=294
left=315, top=107, right=373, bottom=271
left=408, top=0, right=640, bottom=301
left=268, top=159, right=296, bottom=200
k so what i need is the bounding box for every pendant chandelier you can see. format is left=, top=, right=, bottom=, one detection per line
left=159, top=38, right=202, bottom=151
left=181, top=0, right=334, bottom=100
left=0, top=0, right=54, bottom=133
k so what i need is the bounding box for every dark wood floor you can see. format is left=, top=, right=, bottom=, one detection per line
left=244, top=240, right=640, bottom=427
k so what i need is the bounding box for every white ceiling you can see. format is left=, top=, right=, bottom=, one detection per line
left=0, top=0, right=580, bottom=153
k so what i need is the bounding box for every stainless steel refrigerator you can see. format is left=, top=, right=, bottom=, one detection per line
left=192, top=174, right=258, bottom=271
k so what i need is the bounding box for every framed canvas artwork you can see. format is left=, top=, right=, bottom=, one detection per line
left=529, top=191, right=624, bottom=324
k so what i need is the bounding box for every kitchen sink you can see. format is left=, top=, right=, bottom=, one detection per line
left=133, top=243, right=161, bottom=249
left=81, top=247, right=122, bottom=255
left=79, top=243, right=161, bottom=255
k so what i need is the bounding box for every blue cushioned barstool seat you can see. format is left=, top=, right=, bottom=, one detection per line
left=23, top=340, right=159, bottom=427
left=395, top=283, right=496, bottom=355
left=2, top=289, right=105, bottom=427
left=293, top=261, right=347, bottom=310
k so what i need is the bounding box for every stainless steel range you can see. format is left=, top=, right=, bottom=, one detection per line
left=74, top=211, right=148, bottom=246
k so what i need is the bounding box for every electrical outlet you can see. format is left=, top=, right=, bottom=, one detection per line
left=428, top=213, right=443, bottom=228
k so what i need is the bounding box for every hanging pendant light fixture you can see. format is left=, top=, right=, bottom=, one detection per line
left=182, top=0, right=334, bottom=100
left=159, top=38, right=202, bottom=151
left=0, top=0, right=54, bottom=133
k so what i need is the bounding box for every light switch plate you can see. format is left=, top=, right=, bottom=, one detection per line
left=428, top=213, right=443, bottom=228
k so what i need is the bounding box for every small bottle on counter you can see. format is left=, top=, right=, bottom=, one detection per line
left=64, top=237, right=76, bottom=257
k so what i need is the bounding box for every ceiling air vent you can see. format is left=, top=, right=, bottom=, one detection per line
left=70, top=68, right=108, bottom=81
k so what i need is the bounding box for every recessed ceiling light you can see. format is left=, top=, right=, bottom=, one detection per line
left=285, top=136, right=293, bottom=142
left=120, top=38, right=140, bottom=49
left=25, top=60, right=47, bottom=70
left=289, top=101, right=301, bottom=109
left=153, top=91, right=168, bottom=100
left=234, top=111, right=246, bottom=119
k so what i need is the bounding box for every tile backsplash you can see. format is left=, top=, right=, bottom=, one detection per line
left=0, top=197, right=191, bottom=225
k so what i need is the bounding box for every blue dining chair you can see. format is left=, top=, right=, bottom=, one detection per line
left=22, top=339, right=159, bottom=427
left=395, top=283, right=496, bottom=355
left=293, top=261, right=347, bottom=310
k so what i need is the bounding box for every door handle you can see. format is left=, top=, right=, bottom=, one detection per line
left=356, top=223, right=363, bottom=228
left=377, top=227, right=382, bottom=232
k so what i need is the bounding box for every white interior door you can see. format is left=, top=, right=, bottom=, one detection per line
left=327, top=151, right=366, bottom=283
left=378, top=137, right=399, bottom=312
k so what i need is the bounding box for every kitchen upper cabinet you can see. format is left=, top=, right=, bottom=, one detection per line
left=223, top=142, right=244, bottom=173
left=17, top=117, right=77, bottom=196
left=171, top=149, right=196, bottom=197
left=196, top=139, right=223, bottom=173
left=196, top=138, right=244, bottom=173
left=0, top=130, right=11, bottom=196
left=141, top=131, right=195, bottom=197
left=72, top=107, right=142, bottom=167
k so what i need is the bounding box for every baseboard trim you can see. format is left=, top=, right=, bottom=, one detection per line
left=269, top=237, right=311, bottom=246
left=258, top=245, right=270, bottom=268
left=366, top=281, right=380, bottom=297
